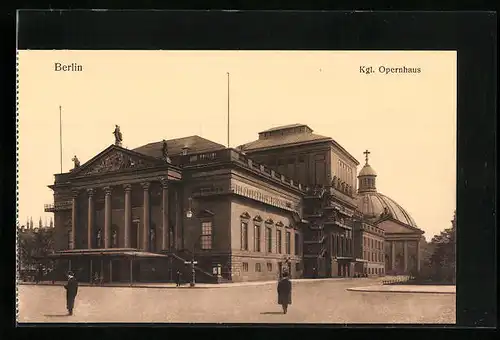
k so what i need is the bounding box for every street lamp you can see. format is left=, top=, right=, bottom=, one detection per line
left=185, top=197, right=197, bottom=287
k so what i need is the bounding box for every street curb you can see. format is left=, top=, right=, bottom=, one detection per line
left=346, top=287, right=456, bottom=295
left=18, top=277, right=363, bottom=289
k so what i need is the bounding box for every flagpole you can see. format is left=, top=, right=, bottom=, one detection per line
left=227, top=72, right=230, bottom=148
left=59, top=105, right=62, bottom=173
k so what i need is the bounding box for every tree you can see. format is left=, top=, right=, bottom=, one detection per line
left=428, top=210, right=456, bottom=283
left=18, top=227, right=55, bottom=281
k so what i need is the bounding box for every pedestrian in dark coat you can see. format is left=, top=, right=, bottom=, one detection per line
left=175, top=270, right=181, bottom=287
left=277, top=271, right=292, bottom=314
left=64, top=271, right=78, bottom=315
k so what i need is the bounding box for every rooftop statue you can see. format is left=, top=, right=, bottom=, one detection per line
left=113, top=125, right=123, bottom=146
left=71, top=155, right=80, bottom=169
left=162, top=139, right=171, bottom=163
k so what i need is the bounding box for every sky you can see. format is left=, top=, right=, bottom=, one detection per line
left=17, top=50, right=456, bottom=240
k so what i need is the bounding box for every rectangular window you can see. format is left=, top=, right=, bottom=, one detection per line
left=254, top=225, right=261, bottom=252
left=295, top=233, right=300, bottom=255
left=200, top=221, right=213, bottom=250
left=295, top=262, right=300, bottom=272
left=255, top=263, right=261, bottom=272
left=286, top=231, right=291, bottom=254
left=277, top=229, right=282, bottom=254
left=266, top=227, right=272, bottom=253
left=242, top=262, right=248, bottom=272
left=68, top=229, right=73, bottom=249
left=267, top=263, right=272, bottom=271
left=241, top=222, right=248, bottom=250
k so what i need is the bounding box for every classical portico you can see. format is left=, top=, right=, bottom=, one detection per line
left=46, top=143, right=183, bottom=283
left=69, top=165, right=180, bottom=253
left=387, top=237, right=422, bottom=274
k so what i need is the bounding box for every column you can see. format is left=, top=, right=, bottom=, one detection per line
left=87, top=188, right=95, bottom=249
left=123, top=184, right=132, bottom=248
left=142, top=182, right=151, bottom=251
left=416, top=240, right=421, bottom=272
left=403, top=241, right=408, bottom=272
left=71, top=191, right=78, bottom=250
left=175, top=189, right=181, bottom=249
left=104, top=186, right=112, bottom=249
left=109, top=260, right=113, bottom=283
left=160, top=178, right=169, bottom=251
left=391, top=241, right=396, bottom=271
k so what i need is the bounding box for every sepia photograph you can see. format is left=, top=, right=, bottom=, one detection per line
left=16, top=50, right=457, bottom=324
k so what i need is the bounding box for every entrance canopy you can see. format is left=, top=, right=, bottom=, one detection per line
left=48, top=248, right=169, bottom=259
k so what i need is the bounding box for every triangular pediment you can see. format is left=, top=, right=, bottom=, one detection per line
left=197, top=209, right=215, bottom=218
left=253, top=215, right=263, bottom=223
left=240, top=212, right=251, bottom=219
left=71, top=145, right=165, bottom=177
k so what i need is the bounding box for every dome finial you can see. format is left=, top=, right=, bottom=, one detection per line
left=363, top=149, right=371, bottom=165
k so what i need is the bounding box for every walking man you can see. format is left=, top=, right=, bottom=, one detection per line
left=175, top=270, right=182, bottom=287
left=64, top=271, right=78, bottom=315
left=277, top=271, right=292, bottom=314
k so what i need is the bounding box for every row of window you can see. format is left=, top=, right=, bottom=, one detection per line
left=338, top=159, right=354, bottom=187
left=242, top=262, right=301, bottom=273
left=241, top=222, right=300, bottom=255
left=331, top=233, right=352, bottom=257
left=363, top=237, right=383, bottom=250
left=364, top=251, right=384, bottom=263
left=366, top=267, right=384, bottom=275
left=360, top=177, right=375, bottom=188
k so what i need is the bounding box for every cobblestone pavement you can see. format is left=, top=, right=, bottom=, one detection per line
left=17, top=278, right=456, bottom=324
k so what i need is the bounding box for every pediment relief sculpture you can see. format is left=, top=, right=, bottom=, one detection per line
left=79, top=150, right=156, bottom=176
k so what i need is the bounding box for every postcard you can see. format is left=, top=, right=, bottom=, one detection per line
left=16, top=49, right=457, bottom=324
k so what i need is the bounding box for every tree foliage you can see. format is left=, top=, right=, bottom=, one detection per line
left=18, top=227, right=55, bottom=279
left=419, top=211, right=456, bottom=283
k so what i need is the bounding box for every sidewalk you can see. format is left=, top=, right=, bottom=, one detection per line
left=18, top=277, right=352, bottom=289
left=347, top=284, right=456, bottom=294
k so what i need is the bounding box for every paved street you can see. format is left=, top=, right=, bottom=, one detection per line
left=17, top=278, right=455, bottom=324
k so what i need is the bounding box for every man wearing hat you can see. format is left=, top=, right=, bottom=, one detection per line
left=277, top=270, right=292, bottom=314
left=64, top=271, right=79, bottom=315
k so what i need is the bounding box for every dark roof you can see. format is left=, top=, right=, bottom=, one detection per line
left=239, top=132, right=331, bottom=151
left=133, top=135, right=226, bottom=158
left=259, top=123, right=312, bottom=133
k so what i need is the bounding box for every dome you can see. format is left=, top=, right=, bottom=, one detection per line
left=358, top=163, right=377, bottom=177
left=356, top=191, right=419, bottom=229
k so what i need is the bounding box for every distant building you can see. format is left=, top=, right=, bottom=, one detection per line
left=355, top=157, right=424, bottom=275
left=44, top=124, right=424, bottom=283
